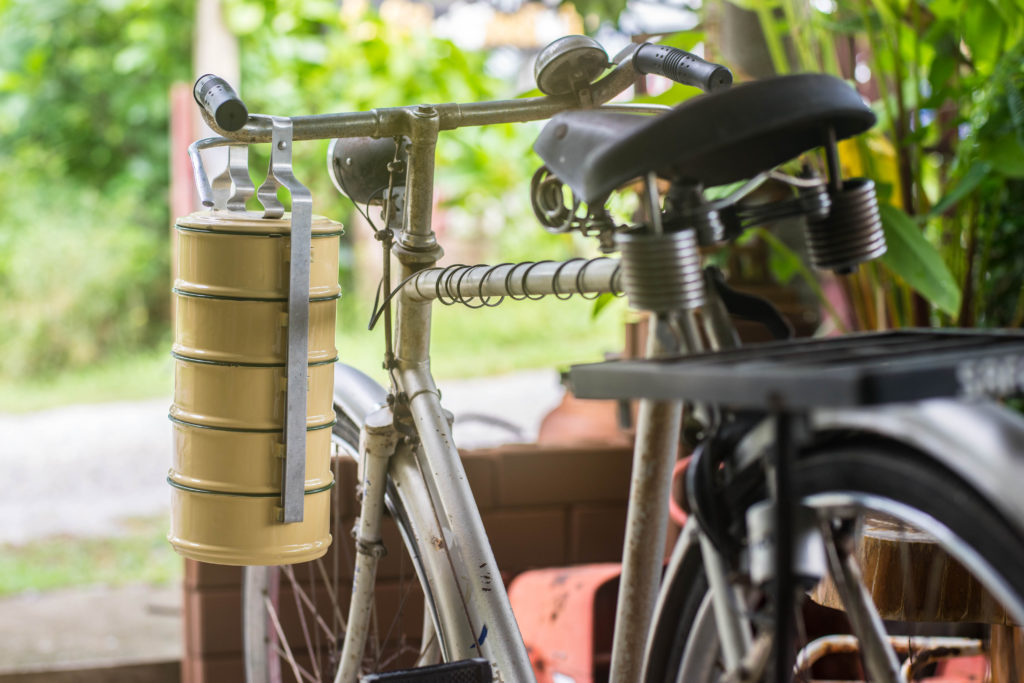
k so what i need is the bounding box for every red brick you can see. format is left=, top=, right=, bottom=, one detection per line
left=460, top=449, right=496, bottom=510
left=332, top=455, right=360, bottom=520
left=185, top=587, right=243, bottom=657
left=185, top=559, right=244, bottom=590
left=568, top=504, right=628, bottom=564
left=183, top=654, right=244, bottom=683
left=492, top=444, right=632, bottom=507
left=481, top=507, right=568, bottom=573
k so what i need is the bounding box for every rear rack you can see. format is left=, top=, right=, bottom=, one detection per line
left=570, top=329, right=1024, bottom=410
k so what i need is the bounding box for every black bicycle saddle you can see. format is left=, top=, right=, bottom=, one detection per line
left=533, top=73, right=875, bottom=204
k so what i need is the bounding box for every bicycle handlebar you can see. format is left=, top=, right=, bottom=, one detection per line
left=191, top=38, right=726, bottom=144
left=632, top=43, right=732, bottom=92
left=194, top=74, right=249, bottom=132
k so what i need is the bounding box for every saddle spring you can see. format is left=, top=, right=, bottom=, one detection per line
left=615, top=228, right=705, bottom=314
left=803, top=177, right=886, bottom=274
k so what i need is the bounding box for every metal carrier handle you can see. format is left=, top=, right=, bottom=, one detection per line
left=265, top=118, right=313, bottom=524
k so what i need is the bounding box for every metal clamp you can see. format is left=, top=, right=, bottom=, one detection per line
left=260, top=117, right=314, bottom=524
left=186, top=137, right=255, bottom=210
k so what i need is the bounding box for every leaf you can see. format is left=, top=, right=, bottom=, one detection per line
left=980, top=135, right=1024, bottom=177
left=878, top=204, right=961, bottom=316
left=591, top=292, right=616, bottom=320
left=630, top=85, right=699, bottom=107
left=764, top=235, right=802, bottom=285
left=929, top=161, right=990, bottom=217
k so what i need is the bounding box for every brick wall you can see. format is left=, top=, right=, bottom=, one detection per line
left=181, top=442, right=634, bottom=682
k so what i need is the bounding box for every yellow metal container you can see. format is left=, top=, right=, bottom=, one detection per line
left=170, top=357, right=337, bottom=431
left=174, top=210, right=343, bottom=300
left=167, top=483, right=333, bottom=565
left=169, top=419, right=334, bottom=494
left=168, top=209, right=342, bottom=566
left=172, top=293, right=338, bottom=365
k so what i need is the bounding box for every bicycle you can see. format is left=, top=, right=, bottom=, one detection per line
left=175, top=33, right=1024, bottom=683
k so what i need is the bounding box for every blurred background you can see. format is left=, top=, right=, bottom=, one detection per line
left=1, top=0, right=1022, bottom=677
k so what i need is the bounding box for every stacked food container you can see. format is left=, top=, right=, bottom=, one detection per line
left=167, top=210, right=342, bottom=565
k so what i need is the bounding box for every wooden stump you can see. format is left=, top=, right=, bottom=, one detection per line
left=811, top=514, right=1015, bottom=625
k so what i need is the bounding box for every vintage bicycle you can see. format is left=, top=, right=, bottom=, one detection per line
left=173, top=34, right=1024, bottom=683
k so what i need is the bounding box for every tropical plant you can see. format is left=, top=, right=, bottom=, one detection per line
left=723, top=0, right=1024, bottom=329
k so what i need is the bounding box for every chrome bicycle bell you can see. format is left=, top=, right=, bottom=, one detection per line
left=534, top=35, right=609, bottom=96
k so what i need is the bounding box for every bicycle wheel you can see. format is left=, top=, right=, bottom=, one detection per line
left=243, top=408, right=444, bottom=682
left=645, top=436, right=1024, bottom=682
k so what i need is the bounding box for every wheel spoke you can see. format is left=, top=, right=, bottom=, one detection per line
left=377, top=554, right=419, bottom=660
left=265, top=595, right=313, bottom=683
left=314, top=557, right=348, bottom=632
left=282, top=565, right=322, bottom=682
left=282, top=564, right=337, bottom=643
left=271, top=642, right=319, bottom=683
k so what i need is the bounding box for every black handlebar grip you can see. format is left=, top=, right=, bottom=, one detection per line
left=633, top=43, right=733, bottom=93
left=194, top=74, right=249, bottom=132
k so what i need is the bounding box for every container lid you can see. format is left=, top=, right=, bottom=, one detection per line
left=177, top=210, right=344, bottom=237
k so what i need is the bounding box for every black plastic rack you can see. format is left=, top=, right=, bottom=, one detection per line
left=570, top=329, right=1024, bottom=410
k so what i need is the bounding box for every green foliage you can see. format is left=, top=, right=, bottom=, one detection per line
left=0, top=0, right=192, bottom=378
left=563, top=0, right=628, bottom=27
left=741, top=0, right=1024, bottom=327
left=879, top=204, right=960, bottom=316
left=0, top=0, right=193, bottom=200
left=0, top=170, right=168, bottom=378
left=0, top=0, right=571, bottom=382
left=223, top=1, right=572, bottom=323
left=223, top=0, right=540, bottom=221
left=0, top=348, right=172, bottom=413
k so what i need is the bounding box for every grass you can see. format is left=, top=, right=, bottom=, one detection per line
left=0, top=516, right=182, bottom=597
left=0, top=347, right=174, bottom=413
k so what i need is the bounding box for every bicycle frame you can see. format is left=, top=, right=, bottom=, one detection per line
left=196, top=53, right=696, bottom=682
left=188, top=44, right=1024, bottom=683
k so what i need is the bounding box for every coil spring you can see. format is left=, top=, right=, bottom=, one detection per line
left=367, top=258, right=623, bottom=330
left=431, top=258, right=622, bottom=307
left=685, top=206, right=725, bottom=245
left=531, top=165, right=577, bottom=232
left=615, top=229, right=704, bottom=313
left=797, top=182, right=832, bottom=222
left=804, top=178, right=886, bottom=273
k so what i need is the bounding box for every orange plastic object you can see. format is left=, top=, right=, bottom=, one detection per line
left=931, top=656, right=987, bottom=681
left=508, top=563, right=622, bottom=683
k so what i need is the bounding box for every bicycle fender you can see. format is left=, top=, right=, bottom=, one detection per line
left=813, top=399, right=1024, bottom=535
left=333, top=362, right=389, bottom=428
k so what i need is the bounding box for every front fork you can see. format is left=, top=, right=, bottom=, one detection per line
left=335, top=406, right=400, bottom=683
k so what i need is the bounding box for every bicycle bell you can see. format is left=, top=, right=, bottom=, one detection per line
left=534, top=35, right=609, bottom=96
left=328, top=136, right=409, bottom=204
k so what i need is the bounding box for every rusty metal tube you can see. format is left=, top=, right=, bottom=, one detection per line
left=608, top=313, right=684, bottom=683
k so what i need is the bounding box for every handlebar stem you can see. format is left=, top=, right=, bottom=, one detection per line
left=400, top=106, right=442, bottom=257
